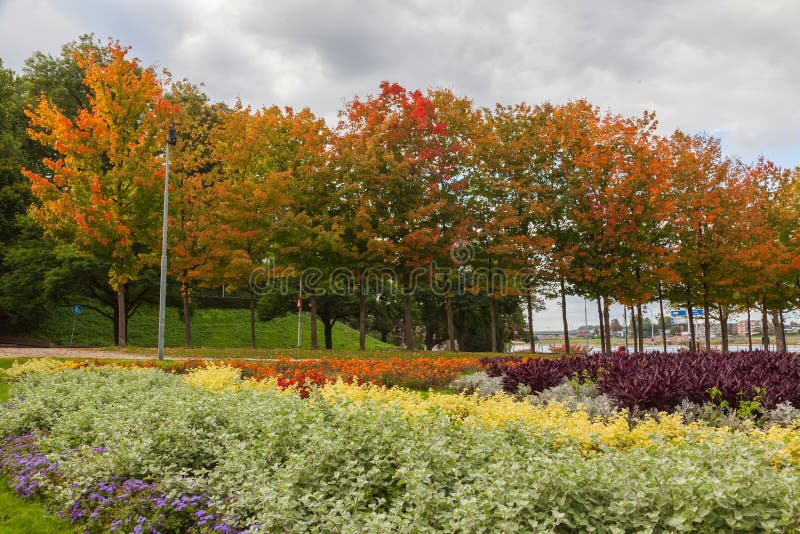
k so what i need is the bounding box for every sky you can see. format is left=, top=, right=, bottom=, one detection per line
left=1, top=0, right=798, bottom=329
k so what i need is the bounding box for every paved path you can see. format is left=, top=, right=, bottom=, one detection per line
left=0, top=347, right=298, bottom=362
left=0, top=347, right=160, bottom=360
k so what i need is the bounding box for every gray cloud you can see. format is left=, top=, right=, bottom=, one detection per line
left=1, top=0, right=797, bottom=167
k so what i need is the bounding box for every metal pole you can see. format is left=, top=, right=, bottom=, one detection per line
left=157, top=128, right=177, bottom=360
left=297, top=279, right=303, bottom=348
left=70, top=316, right=77, bottom=346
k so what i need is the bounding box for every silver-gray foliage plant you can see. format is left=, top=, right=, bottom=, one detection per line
left=530, top=380, right=618, bottom=419
left=765, top=402, right=800, bottom=427
left=446, top=371, right=503, bottom=397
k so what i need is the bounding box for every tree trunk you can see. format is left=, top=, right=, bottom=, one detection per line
left=603, top=297, right=612, bottom=354
left=771, top=309, right=786, bottom=353
left=323, top=320, right=333, bottom=349
left=425, top=327, right=435, bottom=351
left=719, top=305, right=729, bottom=354
left=249, top=289, right=256, bottom=349
left=309, top=295, right=318, bottom=349
left=526, top=291, right=534, bottom=353
left=560, top=277, right=570, bottom=355
left=780, top=309, right=787, bottom=352
left=637, top=303, right=644, bottom=353
left=446, top=295, right=456, bottom=351
left=358, top=289, right=366, bottom=350
left=596, top=293, right=605, bottom=354
left=746, top=302, right=752, bottom=351
left=687, top=299, right=696, bottom=352
left=761, top=299, right=770, bottom=351
left=498, top=311, right=505, bottom=354
left=702, top=280, right=711, bottom=351
left=630, top=307, right=638, bottom=353
left=489, top=297, right=498, bottom=353
left=404, top=290, right=413, bottom=350
left=182, top=282, right=192, bottom=348
left=117, top=283, right=127, bottom=347
left=658, top=287, right=667, bottom=353
left=113, top=304, right=120, bottom=346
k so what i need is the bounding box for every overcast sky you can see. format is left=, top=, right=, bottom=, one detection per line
left=1, top=0, right=798, bottom=329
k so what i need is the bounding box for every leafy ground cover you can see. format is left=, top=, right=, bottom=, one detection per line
left=2, top=361, right=800, bottom=531
left=30, top=305, right=392, bottom=349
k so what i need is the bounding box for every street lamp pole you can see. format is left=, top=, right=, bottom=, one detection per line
left=157, top=127, right=178, bottom=361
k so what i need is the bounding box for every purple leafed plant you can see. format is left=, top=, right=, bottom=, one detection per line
left=482, top=351, right=800, bottom=412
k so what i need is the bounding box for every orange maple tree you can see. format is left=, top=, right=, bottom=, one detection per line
left=23, top=42, right=176, bottom=345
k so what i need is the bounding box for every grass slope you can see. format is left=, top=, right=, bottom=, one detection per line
left=31, top=305, right=393, bottom=350
left=0, top=360, right=74, bottom=533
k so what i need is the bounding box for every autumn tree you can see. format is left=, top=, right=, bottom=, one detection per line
left=205, top=104, right=292, bottom=348
left=164, top=82, right=226, bottom=347
left=265, top=106, right=341, bottom=350
left=23, top=41, right=175, bottom=346
left=468, top=102, right=555, bottom=352
left=528, top=100, right=606, bottom=354
left=336, top=82, right=461, bottom=350
left=568, top=111, right=673, bottom=353
left=734, top=159, right=796, bottom=352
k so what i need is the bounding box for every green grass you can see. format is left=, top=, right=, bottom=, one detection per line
left=31, top=305, right=394, bottom=350
left=0, top=360, right=74, bottom=533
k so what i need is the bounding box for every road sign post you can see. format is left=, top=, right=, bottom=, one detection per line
left=69, top=305, right=83, bottom=346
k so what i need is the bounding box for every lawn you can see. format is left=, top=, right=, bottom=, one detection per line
left=0, top=359, right=74, bottom=533
left=107, top=346, right=496, bottom=360
left=30, top=305, right=394, bottom=350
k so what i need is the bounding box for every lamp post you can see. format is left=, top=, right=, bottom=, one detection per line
left=157, top=127, right=177, bottom=361
left=297, top=279, right=303, bottom=348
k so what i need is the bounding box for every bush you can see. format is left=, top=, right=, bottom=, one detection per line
left=531, top=380, right=618, bottom=419
left=446, top=371, right=503, bottom=396
left=2, top=358, right=64, bottom=381
left=766, top=402, right=800, bottom=427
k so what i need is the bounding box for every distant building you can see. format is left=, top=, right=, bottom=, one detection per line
left=737, top=320, right=761, bottom=336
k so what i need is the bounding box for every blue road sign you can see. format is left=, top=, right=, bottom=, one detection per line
left=670, top=309, right=704, bottom=317
left=71, top=304, right=83, bottom=316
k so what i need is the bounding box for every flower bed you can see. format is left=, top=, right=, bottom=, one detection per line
left=62, top=355, right=483, bottom=390
left=2, top=366, right=800, bottom=531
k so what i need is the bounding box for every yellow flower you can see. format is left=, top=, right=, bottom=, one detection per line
left=184, top=363, right=242, bottom=391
